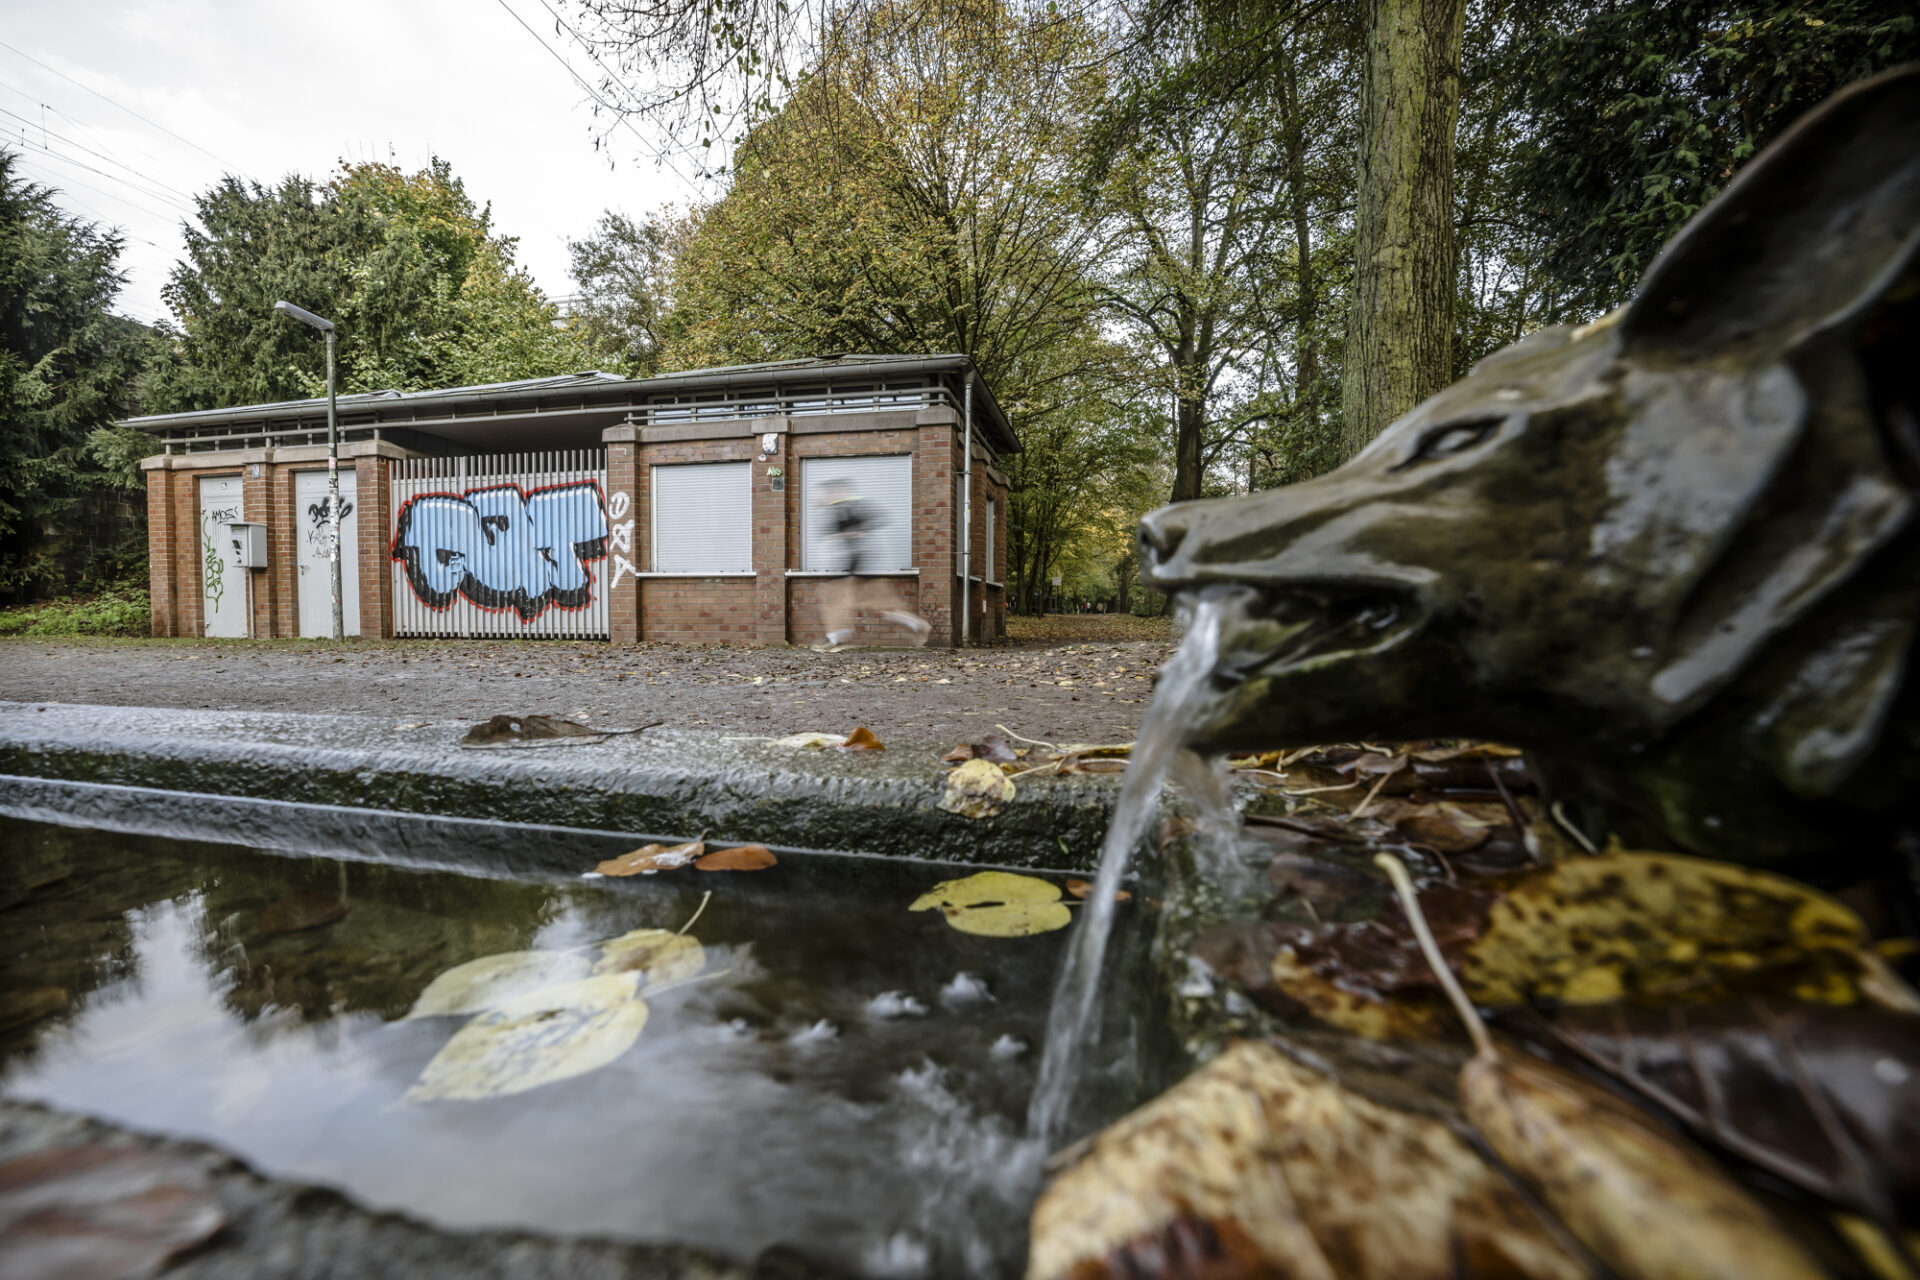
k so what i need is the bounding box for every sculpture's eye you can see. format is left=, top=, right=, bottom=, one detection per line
left=1405, top=416, right=1502, bottom=467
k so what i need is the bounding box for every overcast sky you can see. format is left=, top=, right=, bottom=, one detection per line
left=0, top=0, right=700, bottom=327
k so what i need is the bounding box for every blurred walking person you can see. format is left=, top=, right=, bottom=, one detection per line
left=813, top=478, right=931, bottom=651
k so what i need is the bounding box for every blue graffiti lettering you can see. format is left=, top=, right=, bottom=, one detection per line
left=391, top=480, right=609, bottom=620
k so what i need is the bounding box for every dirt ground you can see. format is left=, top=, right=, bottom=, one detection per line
left=0, top=614, right=1179, bottom=747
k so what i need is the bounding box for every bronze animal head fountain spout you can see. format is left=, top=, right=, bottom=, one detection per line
left=1140, top=66, right=1920, bottom=878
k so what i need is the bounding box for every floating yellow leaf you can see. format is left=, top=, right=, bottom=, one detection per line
left=406, top=973, right=648, bottom=1102
left=910, top=871, right=1071, bottom=937
left=1461, top=850, right=1871, bottom=1007
left=592, top=928, right=707, bottom=987
left=404, top=950, right=593, bottom=1020
left=940, top=758, right=1016, bottom=819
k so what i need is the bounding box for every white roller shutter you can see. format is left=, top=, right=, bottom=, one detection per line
left=803, top=455, right=913, bottom=571
left=653, top=462, right=752, bottom=572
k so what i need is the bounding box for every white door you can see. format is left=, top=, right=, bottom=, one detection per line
left=295, top=470, right=360, bottom=637
left=198, top=475, right=248, bottom=638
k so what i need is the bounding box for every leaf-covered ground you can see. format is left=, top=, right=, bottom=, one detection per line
left=0, top=616, right=1179, bottom=745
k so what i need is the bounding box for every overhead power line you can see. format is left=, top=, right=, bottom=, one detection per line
left=488, top=0, right=696, bottom=189
left=0, top=38, right=240, bottom=172
left=0, top=104, right=201, bottom=204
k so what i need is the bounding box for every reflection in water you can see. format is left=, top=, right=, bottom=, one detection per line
left=0, top=818, right=1094, bottom=1275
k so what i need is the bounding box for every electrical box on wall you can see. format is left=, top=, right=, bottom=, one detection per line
left=227, top=522, right=268, bottom=569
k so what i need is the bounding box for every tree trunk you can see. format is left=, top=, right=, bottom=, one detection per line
left=1284, top=62, right=1319, bottom=412
left=1340, top=0, right=1467, bottom=458
left=1171, top=384, right=1206, bottom=502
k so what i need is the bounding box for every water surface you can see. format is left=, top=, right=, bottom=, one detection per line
left=0, top=816, right=1105, bottom=1276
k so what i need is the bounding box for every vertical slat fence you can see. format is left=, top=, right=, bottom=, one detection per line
left=389, top=450, right=611, bottom=639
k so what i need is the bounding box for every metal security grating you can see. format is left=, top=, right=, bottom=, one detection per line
left=389, top=451, right=611, bottom=639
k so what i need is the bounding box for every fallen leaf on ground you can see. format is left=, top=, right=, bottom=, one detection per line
left=695, top=844, right=777, bottom=871
left=0, top=1146, right=227, bottom=1280
left=837, top=726, right=883, bottom=751
left=943, top=734, right=1019, bottom=764
left=771, top=732, right=847, bottom=749
left=407, top=973, right=648, bottom=1102
left=1027, top=1040, right=1584, bottom=1280
left=592, top=928, right=706, bottom=986
left=1366, top=798, right=1506, bottom=854
left=459, top=714, right=608, bottom=748
left=1065, top=878, right=1131, bottom=903
left=940, top=758, right=1016, bottom=819
left=405, top=950, right=594, bottom=1019
left=595, top=836, right=707, bottom=877
left=910, top=870, right=1071, bottom=937
left=258, top=889, right=347, bottom=934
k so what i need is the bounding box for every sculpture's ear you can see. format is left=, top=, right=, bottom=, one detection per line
left=1623, top=65, right=1920, bottom=354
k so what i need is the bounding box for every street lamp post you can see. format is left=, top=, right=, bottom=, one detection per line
left=274, top=301, right=344, bottom=641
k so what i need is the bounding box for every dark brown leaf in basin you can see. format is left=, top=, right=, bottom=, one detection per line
left=258, top=889, right=347, bottom=934
left=1534, top=999, right=1920, bottom=1228
left=837, top=726, right=883, bottom=751
left=0, top=1145, right=226, bottom=1280
left=695, top=844, right=777, bottom=872
left=1065, top=878, right=1130, bottom=903
left=1266, top=853, right=1380, bottom=917
left=0, top=986, right=69, bottom=1033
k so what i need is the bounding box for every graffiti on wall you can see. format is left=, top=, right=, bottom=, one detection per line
left=390, top=480, right=609, bottom=621
left=607, top=490, right=637, bottom=589
left=306, top=497, right=353, bottom=561
left=201, top=503, right=239, bottom=611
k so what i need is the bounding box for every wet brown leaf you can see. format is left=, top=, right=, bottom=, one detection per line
left=0, top=1145, right=226, bottom=1280
left=258, top=889, right=347, bottom=934
left=1027, top=1040, right=1584, bottom=1280
left=459, top=714, right=608, bottom=748
left=1460, top=850, right=1873, bottom=1007
left=943, top=734, right=1018, bottom=764
left=1266, top=853, right=1381, bottom=918
left=595, top=836, right=706, bottom=876
left=1065, top=878, right=1131, bottom=903
left=1366, top=798, right=1506, bottom=854
left=1375, top=851, right=1830, bottom=1280
left=1537, top=1000, right=1920, bottom=1228
left=695, top=844, right=777, bottom=872
left=0, top=986, right=69, bottom=1033
left=837, top=726, right=883, bottom=751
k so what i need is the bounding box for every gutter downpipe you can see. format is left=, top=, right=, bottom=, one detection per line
left=961, top=375, right=973, bottom=647
left=326, top=328, right=343, bottom=642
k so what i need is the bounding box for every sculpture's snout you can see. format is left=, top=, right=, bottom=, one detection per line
left=1137, top=508, right=1187, bottom=567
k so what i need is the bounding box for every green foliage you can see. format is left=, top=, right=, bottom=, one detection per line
left=0, top=584, right=150, bottom=636
left=148, top=158, right=614, bottom=411
left=1508, top=0, right=1919, bottom=318
left=567, top=211, right=684, bottom=377
left=0, top=152, right=162, bottom=602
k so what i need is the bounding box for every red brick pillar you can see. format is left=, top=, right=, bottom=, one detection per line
left=267, top=462, right=297, bottom=637
left=143, top=460, right=177, bottom=637
left=604, top=427, right=641, bottom=646
left=914, top=423, right=958, bottom=647
left=754, top=421, right=790, bottom=645
left=356, top=454, right=392, bottom=639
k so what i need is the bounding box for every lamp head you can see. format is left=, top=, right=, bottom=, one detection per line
left=274, top=300, right=335, bottom=333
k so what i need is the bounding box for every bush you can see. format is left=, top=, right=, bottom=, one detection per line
left=0, top=586, right=150, bottom=637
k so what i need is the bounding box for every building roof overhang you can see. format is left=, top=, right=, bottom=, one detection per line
left=121, top=355, right=1020, bottom=456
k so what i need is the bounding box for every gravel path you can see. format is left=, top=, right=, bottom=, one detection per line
left=0, top=617, right=1178, bottom=747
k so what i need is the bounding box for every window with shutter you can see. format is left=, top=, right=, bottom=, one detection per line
left=802, top=455, right=913, bottom=571
left=652, top=462, right=752, bottom=572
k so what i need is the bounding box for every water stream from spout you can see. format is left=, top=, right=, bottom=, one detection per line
left=1026, top=589, right=1238, bottom=1143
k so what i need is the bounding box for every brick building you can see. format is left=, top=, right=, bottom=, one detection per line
left=128, top=356, right=1015, bottom=648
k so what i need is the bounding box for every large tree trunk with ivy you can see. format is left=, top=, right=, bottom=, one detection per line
left=1339, top=0, right=1467, bottom=457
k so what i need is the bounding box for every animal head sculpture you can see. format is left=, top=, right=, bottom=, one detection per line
left=1140, top=67, right=1920, bottom=877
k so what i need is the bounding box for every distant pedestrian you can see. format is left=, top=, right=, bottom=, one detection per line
left=812, top=478, right=931, bottom=652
